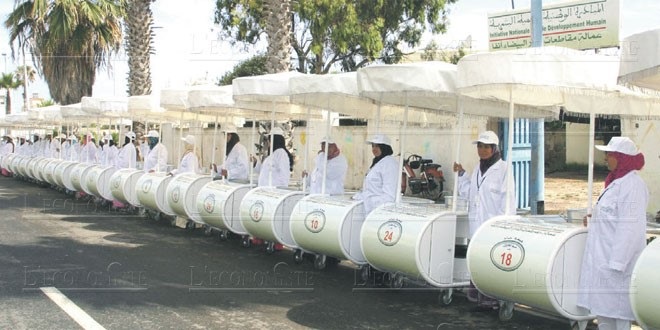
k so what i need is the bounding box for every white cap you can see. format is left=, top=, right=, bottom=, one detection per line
left=125, top=131, right=136, bottom=140
left=595, top=137, right=639, bottom=156
left=68, top=135, right=78, bottom=141
left=320, top=136, right=335, bottom=144
left=181, top=134, right=196, bottom=145
left=103, top=134, right=113, bottom=141
left=57, top=134, right=66, bottom=139
left=270, top=127, right=284, bottom=136
left=472, top=131, right=499, bottom=145
left=222, top=124, right=237, bottom=134
left=146, top=130, right=160, bottom=138
left=366, top=133, right=391, bottom=146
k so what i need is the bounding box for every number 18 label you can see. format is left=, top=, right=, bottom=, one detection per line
left=489, top=240, right=525, bottom=271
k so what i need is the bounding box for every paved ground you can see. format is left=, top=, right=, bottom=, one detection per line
left=0, top=175, right=590, bottom=329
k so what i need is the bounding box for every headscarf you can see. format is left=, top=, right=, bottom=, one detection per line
left=181, top=139, right=199, bottom=162
left=271, top=134, right=294, bottom=171
left=226, top=133, right=240, bottom=156
left=479, top=144, right=501, bottom=174
left=604, top=151, right=645, bottom=188
left=326, top=143, right=340, bottom=160
left=147, top=137, right=159, bottom=149
left=370, top=143, right=393, bottom=168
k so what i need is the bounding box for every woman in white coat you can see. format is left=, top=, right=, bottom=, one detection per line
left=453, top=130, right=516, bottom=310
left=143, top=130, right=168, bottom=173
left=115, top=131, right=137, bottom=169
left=352, top=134, right=399, bottom=214
left=578, top=137, right=648, bottom=330
left=303, top=137, right=348, bottom=195
left=212, top=124, right=249, bottom=181
left=254, top=127, right=294, bottom=187
left=168, top=135, right=200, bottom=176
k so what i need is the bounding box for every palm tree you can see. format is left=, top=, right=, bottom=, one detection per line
left=15, top=65, right=37, bottom=111
left=263, top=0, right=292, bottom=73
left=0, top=73, right=23, bottom=115
left=4, top=0, right=125, bottom=105
left=124, top=0, right=156, bottom=96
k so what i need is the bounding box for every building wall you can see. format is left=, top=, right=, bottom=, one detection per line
left=565, top=122, right=605, bottom=165
left=621, top=118, right=660, bottom=215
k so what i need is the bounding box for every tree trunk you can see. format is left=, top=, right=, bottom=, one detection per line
left=125, top=0, right=155, bottom=96
left=263, top=0, right=292, bottom=73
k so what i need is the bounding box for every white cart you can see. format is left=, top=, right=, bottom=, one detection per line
left=467, top=215, right=593, bottom=326
left=239, top=186, right=305, bottom=253
left=196, top=180, right=253, bottom=241
left=630, top=236, right=660, bottom=330
left=136, top=172, right=176, bottom=221
left=110, top=168, right=144, bottom=207
left=165, top=173, right=212, bottom=229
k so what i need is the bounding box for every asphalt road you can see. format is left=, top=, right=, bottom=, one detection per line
left=0, top=175, right=578, bottom=330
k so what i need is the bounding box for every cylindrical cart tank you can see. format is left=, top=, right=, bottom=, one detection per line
left=34, top=158, right=53, bottom=182
left=360, top=203, right=459, bottom=287
left=196, top=180, right=252, bottom=234
left=1, top=153, right=16, bottom=171
left=110, top=169, right=144, bottom=206
left=53, top=161, right=76, bottom=189
left=70, top=163, right=96, bottom=193
left=85, top=166, right=118, bottom=200
left=290, top=194, right=366, bottom=264
left=630, top=237, right=660, bottom=330
left=467, top=215, right=592, bottom=321
left=240, top=187, right=305, bottom=247
left=166, top=173, right=212, bottom=224
left=7, top=154, right=21, bottom=174
left=17, top=156, right=32, bottom=177
left=136, top=172, right=175, bottom=216
left=26, top=157, right=43, bottom=180
left=43, top=159, right=63, bottom=186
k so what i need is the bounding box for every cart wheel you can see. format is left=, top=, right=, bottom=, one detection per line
left=203, top=225, right=213, bottom=236
left=153, top=212, right=161, bottom=222
left=570, top=320, right=588, bottom=330
left=293, top=249, right=304, bottom=264
left=439, top=288, right=453, bottom=305
left=265, top=242, right=275, bottom=254
left=498, top=301, right=514, bottom=321
left=313, top=254, right=327, bottom=270
left=169, top=217, right=176, bottom=227
left=185, top=220, right=196, bottom=230
left=241, top=236, right=251, bottom=248
left=391, top=273, right=404, bottom=289
left=218, top=230, right=228, bottom=241
left=359, top=265, right=370, bottom=282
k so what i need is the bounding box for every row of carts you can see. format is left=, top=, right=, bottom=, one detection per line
left=0, top=152, right=471, bottom=308
left=6, top=151, right=658, bottom=329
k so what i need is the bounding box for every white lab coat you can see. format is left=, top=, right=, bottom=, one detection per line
left=115, top=144, right=137, bottom=169
left=143, top=143, right=168, bottom=173
left=103, top=145, right=118, bottom=167
left=457, top=159, right=516, bottom=238
left=256, top=148, right=291, bottom=187
left=219, top=142, right=249, bottom=180
left=79, top=143, right=99, bottom=164
left=577, top=171, right=648, bottom=320
left=353, top=155, right=399, bottom=214
left=170, top=151, right=200, bottom=175
left=306, top=152, right=348, bottom=195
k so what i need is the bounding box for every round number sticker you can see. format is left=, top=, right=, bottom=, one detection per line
left=112, top=176, right=121, bottom=189
left=171, top=186, right=181, bottom=203
left=249, top=201, right=265, bottom=222
left=141, top=179, right=152, bottom=193
left=490, top=240, right=525, bottom=271
left=203, top=194, right=215, bottom=213
left=377, top=220, right=403, bottom=246
left=304, top=211, right=326, bottom=233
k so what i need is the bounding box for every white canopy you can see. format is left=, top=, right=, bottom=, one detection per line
left=232, top=71, right=307, bottom=116
left=80, top=96, right=128, bottom=118
left=28, top=105, right=63, bottom=124
left=619, top=28, right=660, bottom=91
left=159, top=87, right=189, bottom=112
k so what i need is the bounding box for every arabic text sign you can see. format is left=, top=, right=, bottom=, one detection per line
left=488, top=0, right=619, bottom=51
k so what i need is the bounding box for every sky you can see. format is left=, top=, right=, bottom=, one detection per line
left=0, top=0, right=658, bottom=114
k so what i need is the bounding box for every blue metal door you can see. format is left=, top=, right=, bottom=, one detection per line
left=500, top=119, right=531, bottom=210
